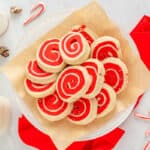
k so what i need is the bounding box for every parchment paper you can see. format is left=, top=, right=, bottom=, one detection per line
left=1, top=2, right=150, bottom=150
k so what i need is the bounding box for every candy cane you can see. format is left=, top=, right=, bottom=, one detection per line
left=24, top=2, right=46, bottom=26
left=134, top=112, right=150, bottom=121
left=144, top=141, right=150, bottom=150
left=134, top=111, right=150, bottom=149
left=145, top=129, right=150, bottom=137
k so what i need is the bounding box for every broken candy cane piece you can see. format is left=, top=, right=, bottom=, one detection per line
left=134, top=112, right=150, bottom=121
left=23, top=2, right=46, bottom=26
left=144, top=142, right=150, bottom=150
left=145, top=129, right=150, bottom=137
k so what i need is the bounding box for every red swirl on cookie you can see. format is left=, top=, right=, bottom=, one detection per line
left=72, top=25, right=96, bottom=45
left=82, top=59, right=105, bottom=98
left=68, top=98, right=97, bottom=125
left=95, top=84, right=116, bottom=117
left=37, top=38, right=65, bottom=73
left=91, top=36, right=122, bottom=61
left=59, top=32, right=90, bottom=65
left=26, top=60, right=57, bottom=84
left=56, top=66, right=90, bottom=103
left=103, top=58, right=128, bottom=94
left=37, top=92, right=72, bottom=121
left=24, top=79, right=55, bottom=98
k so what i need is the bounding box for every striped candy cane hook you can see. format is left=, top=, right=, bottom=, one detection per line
left=23, top=2, right=46, bottom=26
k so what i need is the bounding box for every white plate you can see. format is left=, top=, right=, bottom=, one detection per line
left=11, top=10, right=138, bottom=141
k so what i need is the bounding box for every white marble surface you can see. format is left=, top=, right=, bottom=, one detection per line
left=0, top=0, right=150, bottom=150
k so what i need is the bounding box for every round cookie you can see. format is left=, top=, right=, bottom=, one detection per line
left=0, top=12, right=9, bottom=36
left=59, top=32, right=90, bottom=65
left=72, top=25, right=98, bottom=45
left=36, top=91, right=73, bottom=121
left=91, top=36, right=122, bottom=61
left=56, top=66, right=91, bottom=103
left=102, top=58, right=128, bottom=94
left=95, top=84, right=116, bottom=118
left=25, top=60, right=57, bottom=84
left=82, top=58, right=105, bottom=98
left=24, top=78, right=55, bottom=98
left=68, top=98, right=97, bottom=125
left=36, top=38, right=66, bottom=73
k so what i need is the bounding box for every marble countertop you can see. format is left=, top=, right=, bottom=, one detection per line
left=0, top=0, right=150, bottom=149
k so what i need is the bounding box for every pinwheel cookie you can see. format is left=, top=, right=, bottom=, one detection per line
left=24, top=79, right=56, bottom=98
left=82, top=58, right=105, bottom=98
left=95, top=83, right=116, bottom=118
left=91, top=36, right=122, bottom=61
left=68, top=98, right=98, bottom=125
left=36, top=92, right=73, bottom=121
left=56, top=66, right=91, bottom=103
left=102, top=58, right=128, bottom=94
left=36, top=38, right=66, bottom=73
left=72, top=25, right=98, bottom=45
left=59, top=32, right=90, bottom=65
left=25, top=60, right=57, bottom=84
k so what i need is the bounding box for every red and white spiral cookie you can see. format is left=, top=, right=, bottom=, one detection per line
left=25, top=60, right=57, bottom=84
left=36, top=92, right=73, bottom=121
left=91, top=36, right=122, bottom=61
left=82, top=58, right=105, bottom=98
left=24, top=78, right=55, bottom=98
left=68, top=98, right=97, bottom=125
left=95, top=83, right=116, bottom=118
left=72, top=25, right=98, bottom=45
left=59, top=32, right=90, bottom=65
left=36, top=38, right=65, bottom=73
left=56, top=66, right=91, bottom=103
left=103, top=58, right=128, bottom=94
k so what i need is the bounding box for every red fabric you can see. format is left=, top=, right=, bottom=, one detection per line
left=130, top=15, right=150, bottom=71
left=18, top=15, right=150, bottom=150
left=18, top=116, right=124, bottom=150
left=18, top=116, right=57, bottom=150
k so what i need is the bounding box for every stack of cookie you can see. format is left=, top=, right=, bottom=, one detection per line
left=24, top=25, right=128, bottom=125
